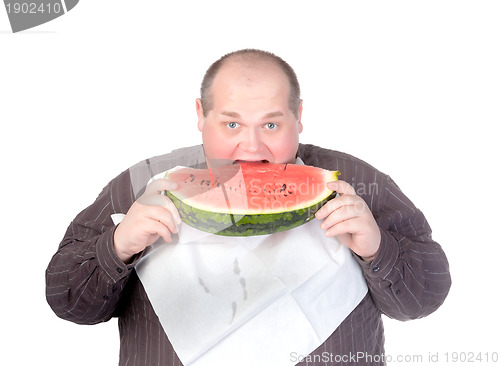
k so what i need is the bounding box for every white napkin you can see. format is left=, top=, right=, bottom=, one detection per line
left=130, top=218, right=368, bottom=366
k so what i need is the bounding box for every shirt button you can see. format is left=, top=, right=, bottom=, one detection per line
left=395, top=290, right=401, bottom=295
left=103, top=295, right=109, bottom=300
left=372, top=265, right=380, bottom=273
left=116, top=267, right=123, bottom=273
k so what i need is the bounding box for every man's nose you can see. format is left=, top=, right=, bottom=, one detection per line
left=239, top=129, right=262, bottom=152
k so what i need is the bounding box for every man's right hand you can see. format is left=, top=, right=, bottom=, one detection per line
left=113, top=179, right=181, bottom=263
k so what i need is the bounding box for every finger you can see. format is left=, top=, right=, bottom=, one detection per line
left=156, top=212, right=180, bottom=235
left=139, top=193, right=172, bottom=207
left=327, top=180, right=356, bottom=196
left=146, top=220, right=173, bottom=243
left=164, top=196, right=182, bottom=225
left=139, top=179, right=179, bottom=208
left=145, top=179, right=178, bottom=195
left=315, top=194, right=360, bottom=219
left=142, top=196, right=182, bottom=225
left=155, top=221, right=174, bottom=243
left=144, top=206, right=181, bottom=233
left=324, top=217, right=358, bottom=238
left=319, top=204, right=362, bottom=231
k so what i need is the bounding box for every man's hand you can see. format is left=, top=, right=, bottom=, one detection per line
left=315, top=180, right=381, bottom=262
left=113, top=179, right=181, bottom=264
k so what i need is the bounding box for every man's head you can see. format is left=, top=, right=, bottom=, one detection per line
left=200, top=49, right=301, bottom=118
left=197, top=49, right=303, bottom=164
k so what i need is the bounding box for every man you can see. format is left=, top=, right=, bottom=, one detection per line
left=46, top=49, right=451, bottom=365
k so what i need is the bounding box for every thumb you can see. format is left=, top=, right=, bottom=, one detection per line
left=138, top=179, right=178, bottom=206
left=144, top=178, right=178, bottom=195
left=327, top=180, right=356, bottom=196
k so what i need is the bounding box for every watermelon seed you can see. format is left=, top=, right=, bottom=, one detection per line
left=190, top=174, right=195, bottom=182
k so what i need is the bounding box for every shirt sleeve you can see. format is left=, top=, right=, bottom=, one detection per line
left=45, top=169, right=140, bottom=325
left=354, top=175, right=451, bottom=320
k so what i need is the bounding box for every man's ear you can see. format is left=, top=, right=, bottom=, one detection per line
left=196, top=98, right=205, bottom=131
left=297, top=99, right=303, bottom=133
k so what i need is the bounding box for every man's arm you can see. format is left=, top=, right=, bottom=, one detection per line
left=45, top=171, right=137, bottom=324
left=299, top=144, right=451, bottom=320
left=355, top=175, right=451, bottom=320
left=46, top=146, right=204, bottom=324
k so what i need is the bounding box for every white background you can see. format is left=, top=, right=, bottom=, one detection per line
left=1, top=1, right=499, bottom=365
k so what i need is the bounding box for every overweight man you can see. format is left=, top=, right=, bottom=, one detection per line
left=46, top=49, right=451, bottom=366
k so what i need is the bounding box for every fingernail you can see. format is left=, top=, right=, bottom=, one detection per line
left=166, top=180, right=178, bottom=191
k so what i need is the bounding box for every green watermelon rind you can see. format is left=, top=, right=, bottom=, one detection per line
left=166, top=191, right=336, bottom=237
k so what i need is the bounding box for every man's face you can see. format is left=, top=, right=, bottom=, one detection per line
left=197, top=60, right=303, bottom=164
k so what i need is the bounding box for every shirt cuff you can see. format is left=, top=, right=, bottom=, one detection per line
left=95, top=226, right=142, bottom=283
left=354, top=228, right=400, bottom=280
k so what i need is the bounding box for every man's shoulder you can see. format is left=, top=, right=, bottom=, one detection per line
left=298, top=144, right=390, bottom=199
left=128, top=144, right=204, bottom=173
left=298, top=144, right=380, bottom=172
left=144, top=144, right=206, bottom=171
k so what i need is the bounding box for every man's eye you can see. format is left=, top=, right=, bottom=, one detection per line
left=265, top=122, right=277, bottom=130
left=227, top=122, right=239, bottom=129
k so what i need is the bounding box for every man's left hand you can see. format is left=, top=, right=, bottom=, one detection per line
left=315, top=180, right=381, bottom=262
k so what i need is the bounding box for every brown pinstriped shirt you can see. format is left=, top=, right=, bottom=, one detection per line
left=46, top=144, right=451, bottom=365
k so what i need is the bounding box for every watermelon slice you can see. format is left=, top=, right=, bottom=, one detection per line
left=165, top=162, right=340, bottom=236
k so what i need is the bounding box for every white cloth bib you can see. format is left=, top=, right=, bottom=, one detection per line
left=126, top=217, right=368, bottom=366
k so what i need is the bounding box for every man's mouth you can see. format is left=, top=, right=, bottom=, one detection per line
left=234, top=159, right=270, bottom=164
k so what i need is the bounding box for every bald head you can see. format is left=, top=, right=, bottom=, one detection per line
left=200, top=49, right=301, bottom=118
